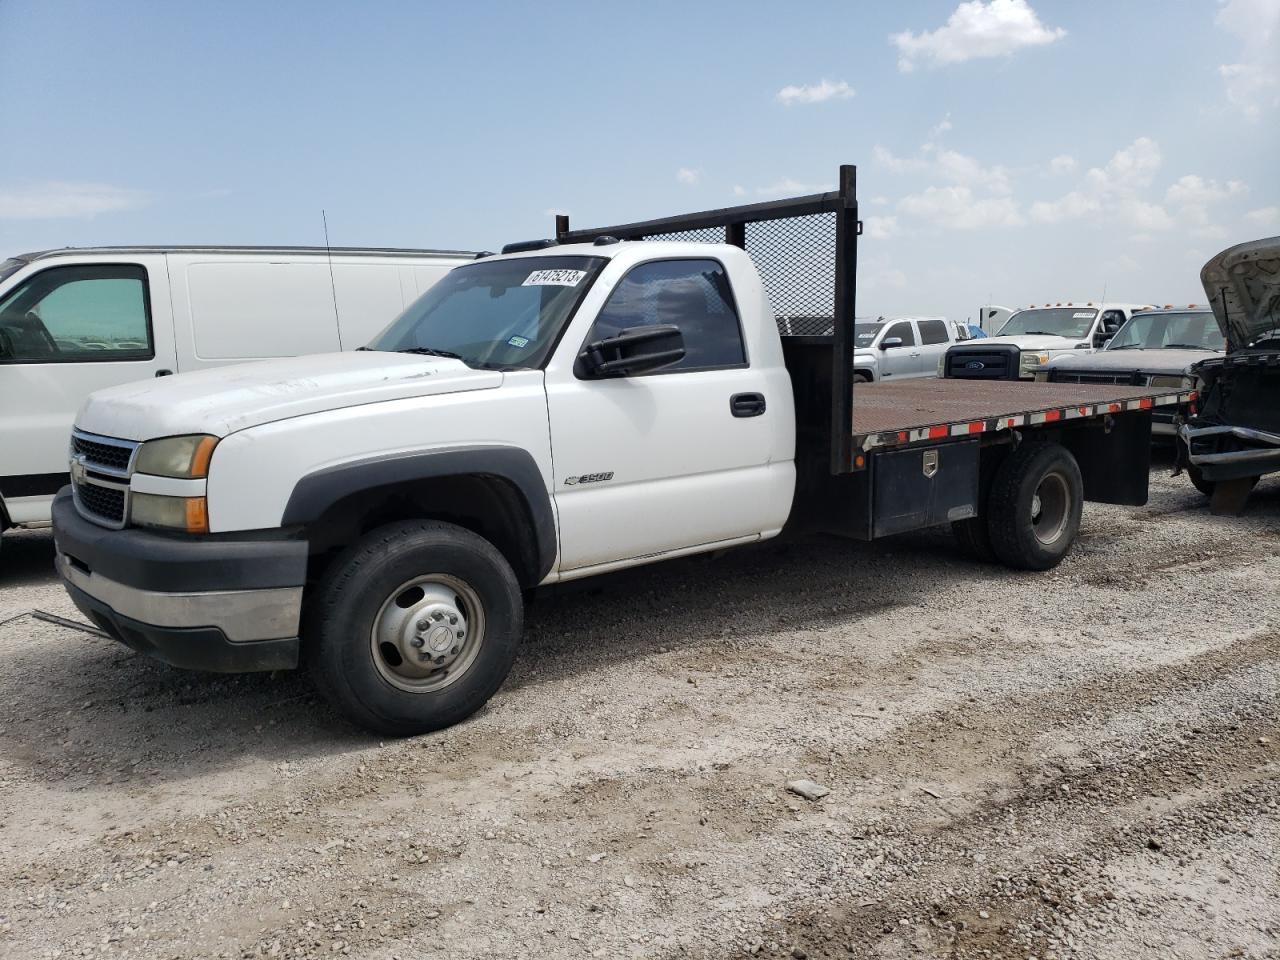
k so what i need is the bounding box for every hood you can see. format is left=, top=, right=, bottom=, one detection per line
left=978, top=334, right=1090, bottom=351
left=1200, top=235, right=1280, bottom=347
left=76, top=351, right=504, bottom=441
left=1043, top=348, right=1214, bottom=375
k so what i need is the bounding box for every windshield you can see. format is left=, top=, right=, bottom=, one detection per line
left=854, top=322, right=884, bottom=349
left=1105, top=311, right=1225, bottom=351
left=368, top=255, right=606, bottom=369
left=997, top=308, right=1098, bottom=338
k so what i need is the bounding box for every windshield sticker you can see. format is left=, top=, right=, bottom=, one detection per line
left=522, top=269, right=586, bottom=287
left=507, top=335, right=530, bottom=348
left=1073, top=311, right=1094, bottom=318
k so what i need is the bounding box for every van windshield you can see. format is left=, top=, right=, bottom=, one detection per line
left=998, top=308, right=1097, bottom=339
left=368, top=255, right=606, bottom=369
left=1106, top=311, right=1225, bottom=351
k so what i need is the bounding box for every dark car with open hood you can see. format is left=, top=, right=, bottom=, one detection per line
left=1180, top=235, right=1280, bottom=513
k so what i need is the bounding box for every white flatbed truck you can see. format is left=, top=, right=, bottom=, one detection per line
left=52, top=166, right=1190, bottom=734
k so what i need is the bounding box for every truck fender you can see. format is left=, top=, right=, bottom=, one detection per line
left=281, top=445, right=557, bottom=583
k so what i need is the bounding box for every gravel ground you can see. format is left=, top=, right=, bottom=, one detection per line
left=0, top=460, right=1276, bottom=960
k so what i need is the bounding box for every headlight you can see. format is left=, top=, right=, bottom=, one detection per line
left=1019, top=352, right=1049, bottom=368
left=135, top=434, right=218, bottom=478
left=131, top=492, right=209, bottom=533
left=1149, top=374, right=1188, bottom=388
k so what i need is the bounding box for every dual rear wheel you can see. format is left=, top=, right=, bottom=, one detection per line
left=952, top=442, right=1083, bottom=571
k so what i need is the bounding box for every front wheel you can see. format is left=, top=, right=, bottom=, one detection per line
left=306, top=520, right=523, bottom=736
left=987, top=442, right=1083, bottom=571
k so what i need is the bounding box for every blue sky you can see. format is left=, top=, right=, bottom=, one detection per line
left=1, top=0, right=1277, bottom=324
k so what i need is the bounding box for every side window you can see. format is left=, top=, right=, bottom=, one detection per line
left=583, top=259, right=745, bottom=373
left=918, top=319, right=949, bottom=345
left=883, top=320, right=915, bottom=346
left=1100, top=310, right=1125, bottom=333
left=0, top=264, right=152, bottom=363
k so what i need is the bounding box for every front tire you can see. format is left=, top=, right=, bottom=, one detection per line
left=988, top=442, right=1083, bottom=571
left=306, top=520, right=523, bottom=736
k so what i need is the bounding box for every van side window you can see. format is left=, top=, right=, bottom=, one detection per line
left=883, top=321, right=915, bottom=346
left=582, top=259, right=745, bottom=373
left=0, top=264, right=152, bottom=363
left=918, top=319, right=949, bottom=344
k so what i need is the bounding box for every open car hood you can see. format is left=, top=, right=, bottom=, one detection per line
left=1200, top=236, right=1280, bottom=348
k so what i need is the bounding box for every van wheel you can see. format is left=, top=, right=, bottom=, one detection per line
left=1187, top=462, right=1215, bottom=497
left=988, top=442, right=1082, bottom=571
left=306, top=520, right=523, bottom=736
left=951, top=516, right=996, bottom=563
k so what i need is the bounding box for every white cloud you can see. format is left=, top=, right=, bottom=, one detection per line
left=0, top=181, right=148, bottom=219
left=1048, top=154, right=1077, bottom=175
left=775, top=79, right=855, bottom=106
left=869, top=195, right=891, bottom=206
left=891, top=0, right=1065, bottom=72
left=1164, top=174, right=1248, bottom=225
left=864, top=216, right=899, bottom=240
left=1029, top=190, right=1101, bottom=224
left=873, top=144, right=928, bottom=174
left=676, top=168, right=701, bottom=185
left=898, top=185, right=1023, bottom=230
left=1245, top=205, right=1280, bottom=227
left=934, top=149, right=1012, bottom=194
left=1216, top=0, right=1280, bottom=117
left=732, top=185, right=746, bottom=197
left=861, top=256, right=907, bottom=292
left=1032, top=138, right=1173, bottom=230
left=930, top=115, right=954, bottom=138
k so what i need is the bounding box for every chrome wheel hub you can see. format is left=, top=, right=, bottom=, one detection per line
left=370, top=575, right=484, bottom=693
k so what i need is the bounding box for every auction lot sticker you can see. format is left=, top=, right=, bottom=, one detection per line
left=523, top=269, right=587, bottom=286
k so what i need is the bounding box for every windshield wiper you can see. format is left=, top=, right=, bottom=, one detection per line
left=1164, top=343, right=1210, bottom=350
left=397, top=346, right=466, bottom=360
left=1107, top=344, right=1142, bottom=350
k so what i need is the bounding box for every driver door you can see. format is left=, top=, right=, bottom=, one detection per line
left=878, top=320, right=921, bottom=378
left=543, top=257, right=781, bottom=573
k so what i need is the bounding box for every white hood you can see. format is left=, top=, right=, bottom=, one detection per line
left=979, top=334, right=1090, bottom=351
left=76, top=352, right=504, bottom=441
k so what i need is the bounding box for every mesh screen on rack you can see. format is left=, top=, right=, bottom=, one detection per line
left=746, top=213, right=836, bottom=337
left=641, top=227, right=726, bottom=245
left=639, top=213, right=837, bottom=337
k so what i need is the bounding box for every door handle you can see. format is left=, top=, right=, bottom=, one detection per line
left=730, top=392, right=766, bottom=418
left=155, top=369, right=173, bottom=377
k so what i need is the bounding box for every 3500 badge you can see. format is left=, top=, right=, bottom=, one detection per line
left=564, top=472, right=614, bottom=485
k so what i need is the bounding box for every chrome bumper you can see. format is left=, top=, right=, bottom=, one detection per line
left=57, top=552, right=302, bottom=643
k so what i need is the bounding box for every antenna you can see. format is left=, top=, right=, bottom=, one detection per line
left=322, top=209, right=343, bottom=350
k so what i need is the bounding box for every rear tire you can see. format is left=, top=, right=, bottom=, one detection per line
left=306, top=520, right=523, bottom=736
left=988, top=442, right=1083, bottom=571
left=854, top=372, right=873, bottom=384
left=1187, top=463, right=1215, bottom=498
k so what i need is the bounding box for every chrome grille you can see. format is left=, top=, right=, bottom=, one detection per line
left=70, top=429, right=140, bottom=529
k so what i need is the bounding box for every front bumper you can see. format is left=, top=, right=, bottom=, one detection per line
left=51, top=489, right=306, bottom=672
left=1180, top=424, right=1280, bottom=481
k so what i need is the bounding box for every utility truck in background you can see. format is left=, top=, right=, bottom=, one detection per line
left=949, top=302, right=1152, bottom=380
left=52, top=166, right=1192, bottom=735
left=0, top=245, right=475, bottom=549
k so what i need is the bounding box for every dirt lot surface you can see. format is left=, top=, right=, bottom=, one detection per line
left=1, top=463, right=1277, bottom=960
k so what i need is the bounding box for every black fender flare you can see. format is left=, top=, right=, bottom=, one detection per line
left=282, top=445, right=557, bottom=583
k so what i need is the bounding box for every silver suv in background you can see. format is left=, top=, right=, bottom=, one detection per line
left=853, top=316, right=960, bottom=382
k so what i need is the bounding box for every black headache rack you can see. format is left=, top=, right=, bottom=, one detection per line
left=555, top=164, right=861, bottom=475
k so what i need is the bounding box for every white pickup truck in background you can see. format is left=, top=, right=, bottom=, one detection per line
left=51, top=167, right=1190, bottom=735
left=964, top=302, right=1152, bottom=379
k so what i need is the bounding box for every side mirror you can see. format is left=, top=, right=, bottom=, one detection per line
left=579, top=324, right=686, bottom=378
left=880, top=337, right=904, bottom=350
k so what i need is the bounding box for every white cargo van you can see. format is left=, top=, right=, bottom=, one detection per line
left=0, top=245, right=475, bottom=542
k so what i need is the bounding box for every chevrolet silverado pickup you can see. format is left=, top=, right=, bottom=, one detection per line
left=53, top=167, right=1191, bottom=735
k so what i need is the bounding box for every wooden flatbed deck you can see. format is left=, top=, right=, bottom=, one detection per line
left=850, top=378, right=1193, bottom=452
